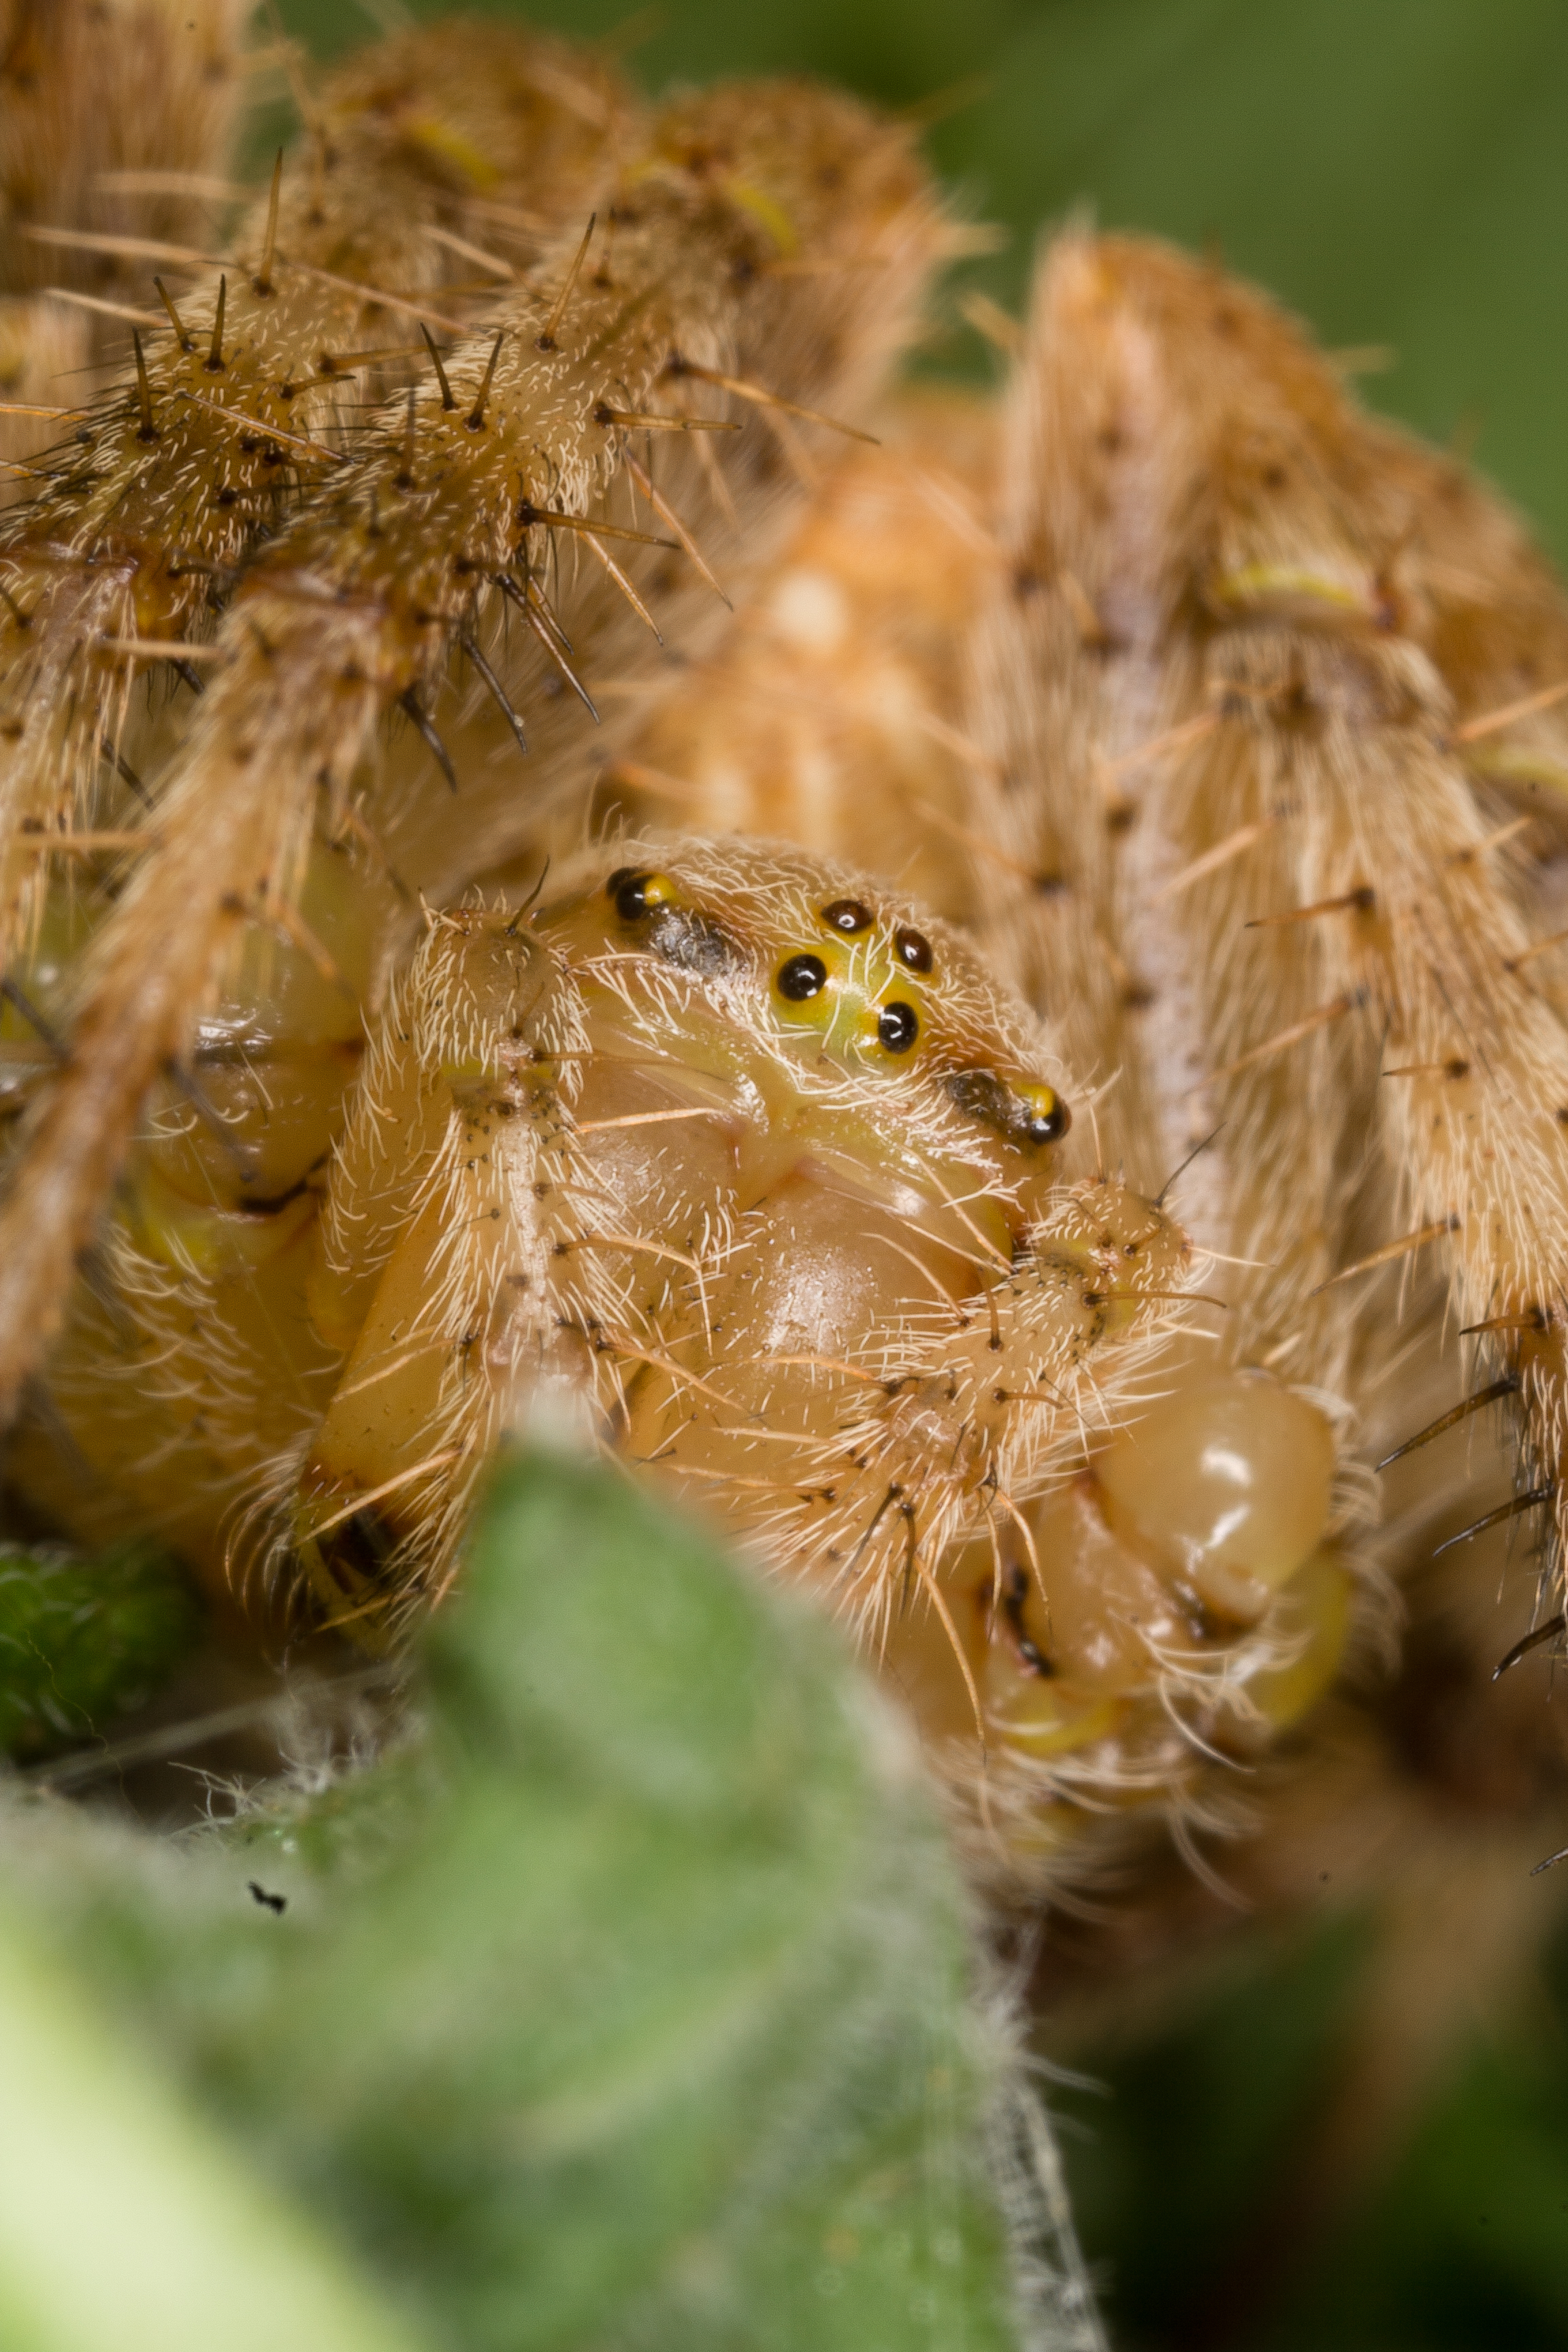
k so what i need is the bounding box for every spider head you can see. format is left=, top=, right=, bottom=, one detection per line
left=546, top=846, right=1073, bottom=1159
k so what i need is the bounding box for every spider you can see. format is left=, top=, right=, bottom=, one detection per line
left=2, top=0, right=1567, bottom=2306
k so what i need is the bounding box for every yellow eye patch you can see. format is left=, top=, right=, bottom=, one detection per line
left=767, top=913, right=928, bottom=1066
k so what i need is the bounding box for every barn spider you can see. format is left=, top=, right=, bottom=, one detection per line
left=1, top=2, right=1565, bottom=2023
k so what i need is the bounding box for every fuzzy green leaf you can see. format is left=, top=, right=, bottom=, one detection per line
left=0, top=1540, right=199, bottom=1758
left=0, top=1448, right=1083, bottom=2349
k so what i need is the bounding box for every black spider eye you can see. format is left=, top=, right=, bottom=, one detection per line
left=893, top=926, right=933, bottom=974
left=1025, top=1098, right=1069, bottom=1145
left=819, top=898, right=873, bottom=934
left=778, top=952, right=828, bottom=1000
left=877, top=1001, right=919, bottom=1052
left=608, top=869, right=664, bottom=921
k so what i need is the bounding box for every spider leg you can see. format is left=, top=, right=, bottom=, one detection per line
left=0, top=84, right=947, bottom=1418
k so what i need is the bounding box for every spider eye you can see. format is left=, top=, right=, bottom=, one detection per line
left=608, top=868, right=674, bottom=921
left=1018, top=1083, right=1069, bottom=1144
left=893, top=925, right=933, bottom=974
left=777, top=952, right=828, bottom=1000
left=819, top=898, right=873, bottom=934
left=877, top=1001, right=919, bottom=1052
left=945, top=1068, right=1071, bottom=1145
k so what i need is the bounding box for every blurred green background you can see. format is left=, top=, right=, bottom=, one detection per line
left=1049, top=1908, right=1568, bottom=2351
left=281, top=0, right=1568, bottom=561
left=269, top=7, right=1568, bottom=2346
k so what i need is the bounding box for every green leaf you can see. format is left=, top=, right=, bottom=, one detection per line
left=0, top=1539, right=199, bottom=1758
left=0, top=1915, right=429, bottom=2352
left=1, top=1448, right=1076, bottom=2349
